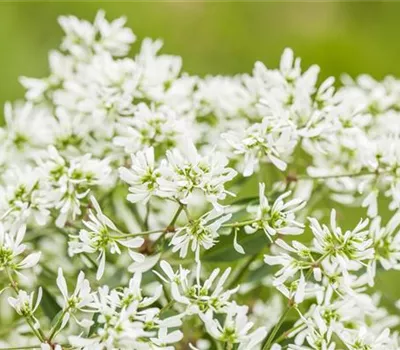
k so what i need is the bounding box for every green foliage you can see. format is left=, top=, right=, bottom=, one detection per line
left=203, top=229, right=267, bottom=262
left=40, top=286, right=61, bottom=322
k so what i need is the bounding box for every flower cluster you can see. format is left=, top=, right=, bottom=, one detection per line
left=2, top=10, right=400, bottom=350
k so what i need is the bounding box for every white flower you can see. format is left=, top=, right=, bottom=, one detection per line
left=59, top=11, right=135, bottom=59
left=200, top=303, right=267, bottom=350
left=56, top=268, right=93, bottom=330
left=223, top=118, right=297, bottom=176
left=367, top=213, right=400, bottom=284
left=135, top=38, right=182, bottom=101
left=20, top=50, right=74, bottom=102
left=170, top=210, right=232, bottom=260
left=119, top=147, right=161, bottom=204
left=94, top=10, right=136, bottom=57
left=0, top=102, right=54, bottom=164
left=118, top=272, right=162, bottom=309
left=69, top=195, right=144, bottom=280
left=0, top=165, right=50, bottom=226
left=362, top=189, right=379, bottom=217
left=41, top=344, right=62, bottom=350
left=245, top=183, right=305, bottom=240
left=37, top=146, right=111, bottom=227
left=289, top=324, right=336, bottom=350
left=156, top=260, right=237, bottom=314
left=158, top=141, right=237, bottom=210
left=8, top=288, right=42, bottom=317
left=114, top=103, right=189, bottom=155
left=310, top=210, right=373, bottom=272
left=264, top=236, right=327, bottom=304
left=150, top=328, right=183, bottom=348
left=0, top=223, right=41, bottom=275
left=339, top=327, right=394, bottom=350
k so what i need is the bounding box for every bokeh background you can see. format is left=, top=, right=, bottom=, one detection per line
left=1, top=1, right=400, bottom=301
left=2, top=1, right=400, bottom=111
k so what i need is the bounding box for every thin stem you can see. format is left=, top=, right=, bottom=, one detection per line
left=112, top=204, right=186, bottom=240
left=297, top=170, right=380, bottom=181
left=64, top=220, right=82, bottom=231
left=168, top=203, right=185, bottom=229
left=111, top=228, right=165, bottom=239
left=48, top=306, right=70, bottom=341
left=159, top=279, right=173, bottom=306
left=152, top=204, right=185, bottom=249
left=109, top=217, right=258, bottom=240
left=144, top=202, right=151, bottom=231
left=274, top=322, right=304, bottom=344
left=263, top=252, right=330, bottom=349
left=82, top=252, right=98, bottom=269
left=159, top=300, right=174, bottom=314
left=221, top=219, right=258, bottom=228
left=5, top=269, right=45, bottom=343
left=225, top=342, right=233, bottom=350
left=0, top=206, right=15, bottom=221
left=182, top=205, right=192, bottom=221
left=216, top=342, right=224, bottom=350
left=262, top=304, right=292, bottom=350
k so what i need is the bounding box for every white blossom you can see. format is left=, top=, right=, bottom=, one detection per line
left=170, top=210, right=231, bottom=260
left=68, top=195, right=144, bottom=280
left=245, top=183, right=305, bottom=240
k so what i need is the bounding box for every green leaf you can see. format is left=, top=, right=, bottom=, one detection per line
left=228, top=196, right=259, bottom=208
left=88, top=312, right=100, bottom=336
left=247, top=262, right=272, bottom=283
left=40, top=287, right=62, bottom=321
left=203, top=230, right=268, bottom=262
left=226, top=208, right=252, bottom=224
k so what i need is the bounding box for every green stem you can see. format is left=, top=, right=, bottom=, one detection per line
left=297, top=170, right=380, bottom=181
left=159, top=300, right=174, bottom=314
left=152, top=204, right=185, bottom=249
left=169, top=204, right=185, bottom=228
left=144, top=202, right=151, bottom=231
left=111, top=228, right=165, bottom=239
left=262, top=252, right=330, bottom=350
left=5, top=269, right=45, bottom=342
left=274, top=322, right=303, bottom=344
left=109, top=218, right=259, bottom=240
left=182, top=205, right=192, bottom=221
left=160, top=280, right=172, bottom=306
left=221, top=219, right=258, bottom=228
left=0, top=206, right=15, bottom=221
left=48, top=306, right=70, bottom=341
left=216, top=341, right=224, bottom=350
left=262, top=304, right=292, bottom=350
left=225, top=342, right=233, bottom=350
left=82, top=252, right=98, bottom=269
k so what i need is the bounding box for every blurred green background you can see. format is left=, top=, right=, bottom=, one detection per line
left=2, top=1, right=400, bottom=112
left=1, top=1, right=400, bottom=300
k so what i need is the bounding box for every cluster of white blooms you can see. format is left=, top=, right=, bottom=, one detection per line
left=2, top=10, right=400, bottom=350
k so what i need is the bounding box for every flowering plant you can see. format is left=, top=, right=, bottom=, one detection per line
left=1, top=10, right=400, bottom=350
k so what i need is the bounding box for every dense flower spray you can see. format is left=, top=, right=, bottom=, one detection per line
left=1, top=10, right=400, bottom=350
